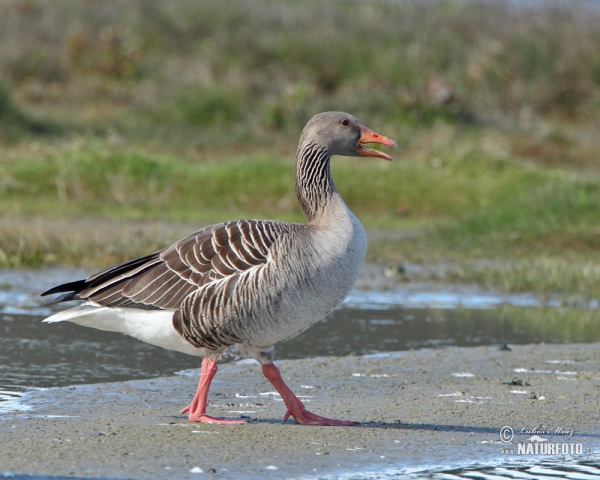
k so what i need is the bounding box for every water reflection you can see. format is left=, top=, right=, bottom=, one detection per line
left=2, top=291, right=600, bottom=398
left=283, top=302, right=600, bottom=358
left=2, top=265, right=600, bottom=404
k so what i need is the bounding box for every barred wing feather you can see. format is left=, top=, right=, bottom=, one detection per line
left=41, top=220, right=293, bottom=311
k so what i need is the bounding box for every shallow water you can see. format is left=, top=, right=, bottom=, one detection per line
left=2, top=268, right=600, bottom=412
left=312, top=457, right=600, bottom=479
left=2, top=269, right=599, bottom=479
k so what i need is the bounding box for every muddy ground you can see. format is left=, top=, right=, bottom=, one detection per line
left=1, top=343, right=599, bottom=479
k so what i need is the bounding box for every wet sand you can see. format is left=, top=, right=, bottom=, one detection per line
left=1, top=343, right=599, bottom=479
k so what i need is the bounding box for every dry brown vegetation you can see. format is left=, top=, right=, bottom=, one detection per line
left=1, top=0, right=599, bottom=145
left=1, top=0, right=600, bottom=299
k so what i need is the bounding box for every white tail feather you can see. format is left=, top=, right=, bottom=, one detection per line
left=43, top=302, right=202, bottom=356
left=43, top=303, right=105, bottom=323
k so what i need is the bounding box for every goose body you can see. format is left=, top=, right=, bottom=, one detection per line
left=47, top=204, right=365, bottom=358
left=42, top=112, right=396, bottom=425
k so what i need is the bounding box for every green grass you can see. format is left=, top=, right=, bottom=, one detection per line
left=1, top=0, right=600, bottom=300
left=0, top=126, right=558, bottom=226
left=4, top=127, right=600, bottom=287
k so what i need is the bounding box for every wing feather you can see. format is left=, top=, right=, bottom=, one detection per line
left=41, top=220, right=295, bottom=314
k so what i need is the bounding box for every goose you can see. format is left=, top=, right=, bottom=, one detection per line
left=42, top=111, right=396, bottom=426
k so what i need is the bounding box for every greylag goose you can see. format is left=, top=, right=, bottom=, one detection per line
left=42, top=112, right=396, bottom=426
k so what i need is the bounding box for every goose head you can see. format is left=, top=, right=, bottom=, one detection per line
left=300, top=111, right=397, bottom=160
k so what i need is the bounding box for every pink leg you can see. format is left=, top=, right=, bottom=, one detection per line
left=262, top=363, right=356, bottom=426
left=181, top=358, right=246, bottom=424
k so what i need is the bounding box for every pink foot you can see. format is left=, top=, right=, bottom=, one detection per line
left=181, top=403, right=246, bottom=424
left=182, top=358, right=247, bottom=424
left=283, top=404, right=356, bottom=426
left=262, top=363, right=357, bottom=427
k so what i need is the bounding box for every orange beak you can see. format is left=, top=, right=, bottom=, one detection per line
left=357, top=125, right=398, bottom=161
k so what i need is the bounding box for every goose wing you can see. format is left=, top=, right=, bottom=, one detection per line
left=42, top=220, right=292, bottom=310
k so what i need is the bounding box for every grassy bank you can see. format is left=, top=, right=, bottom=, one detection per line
left=1, top=126, right=546, bottom=225
left=4, top=128, right=600, bottom=299
left=1, top=0, right=600, bottom=299
left=1, top=1, right=599, bottom=136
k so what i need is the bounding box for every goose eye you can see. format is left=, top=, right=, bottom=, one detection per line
left=341, top=118, right=350, bottom=127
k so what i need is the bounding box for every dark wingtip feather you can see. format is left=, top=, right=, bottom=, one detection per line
left=41, top=279, right=87, bottom=297
left=43, top=291, right=79, bottom=305
left=40, top=251, right=163, bottom=304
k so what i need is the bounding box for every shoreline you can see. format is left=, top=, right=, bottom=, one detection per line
left=1, top=343, right=599, bottom=479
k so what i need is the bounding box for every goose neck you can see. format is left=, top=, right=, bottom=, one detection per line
left=294, top=142, right=337, bottom=223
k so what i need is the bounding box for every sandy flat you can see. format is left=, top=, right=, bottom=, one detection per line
left=1, top=343, right=599, bottom=479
